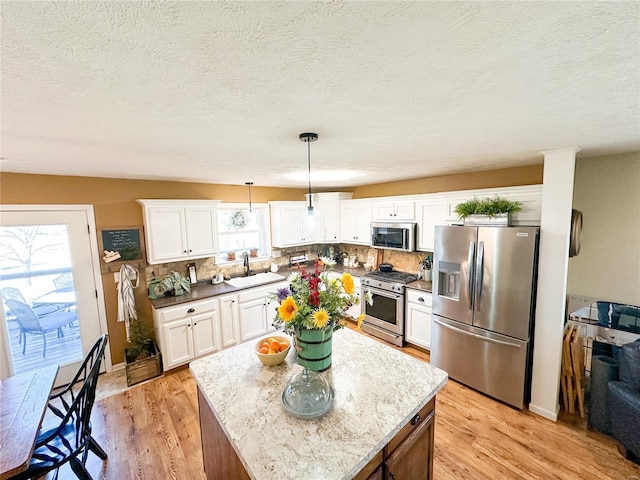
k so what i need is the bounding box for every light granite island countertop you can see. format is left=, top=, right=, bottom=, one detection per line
left=190, top=327, right=448, bottom=480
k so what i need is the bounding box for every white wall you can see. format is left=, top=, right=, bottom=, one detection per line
left=568, top=152, right=640, bottom=305
left=529, top=147, right=579, bottom=421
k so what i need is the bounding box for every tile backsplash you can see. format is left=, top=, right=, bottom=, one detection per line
left=143, top=244, right=433, bottom=284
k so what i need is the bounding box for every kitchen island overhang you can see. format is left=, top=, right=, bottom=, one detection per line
left=190, top=327, right=448, bottom=480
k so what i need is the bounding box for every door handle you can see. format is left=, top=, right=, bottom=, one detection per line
left=475, top=241, right=484, bottom=310
left=467, top=241, right=475, bottom=309
left=434, top=318, right=521, bottom=348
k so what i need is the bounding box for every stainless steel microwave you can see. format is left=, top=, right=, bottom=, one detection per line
left=370, top=222, right=416, bottom=252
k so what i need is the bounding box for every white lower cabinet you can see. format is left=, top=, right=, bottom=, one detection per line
left=405, top=289, right=432, bottom=350
left=238, top=282, right=287, bottom=343
left=153, top=298, right=220, bottom=371
left=218, top=294, right=240, bottom=349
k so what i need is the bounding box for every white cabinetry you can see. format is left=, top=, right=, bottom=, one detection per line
left=416, top=197, right=447, bottom=252
left=339, top=200, right=372, bottom=245
left=238, top=281, right=287, bottom=342
left=405, top=289, right=432, bottom=350
left=218, top=294, right=240, bottom=349
left=153, top=298, right=220, bottom=370
left=138, top=199, right=221, bottom=264
left=269, top=202, right=313, bottom=247
left=372, top=199, right=415, bottom=221
left=314, top=192, right=353, bottom=243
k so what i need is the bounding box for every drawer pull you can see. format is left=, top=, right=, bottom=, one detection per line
left=418, top=297, right=424, bottom=302
left=187, top=308, right=195, bottom=313
left=410, top=413, right=421, bottom=426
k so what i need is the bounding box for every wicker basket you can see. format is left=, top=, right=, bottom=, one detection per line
left=124, top=341, right=163, bottom=387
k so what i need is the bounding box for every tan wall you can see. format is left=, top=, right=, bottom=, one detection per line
left=351, top=164, right=543, bottom=198
left=568, top=152, right=640, bottom=305
left=0, top=173, right=307, bottom=364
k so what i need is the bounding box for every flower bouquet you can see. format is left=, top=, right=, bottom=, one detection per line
left=272, top=257, right=372, bottom=371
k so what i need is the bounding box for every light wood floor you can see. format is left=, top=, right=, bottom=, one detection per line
left=59, top=328, right=639, bottom=479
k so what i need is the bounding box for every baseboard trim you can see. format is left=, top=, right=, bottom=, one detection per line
left=528, top=402, right=559, bottom=422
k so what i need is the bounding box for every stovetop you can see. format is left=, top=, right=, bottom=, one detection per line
left=363, top=270, right=418, bottom=285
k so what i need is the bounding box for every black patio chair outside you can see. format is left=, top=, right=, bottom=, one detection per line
left=8, top=334, right=109, bottom=480
left=5, top=299, right=77, bottom=357
left=2, top=286, right=61, bottom=318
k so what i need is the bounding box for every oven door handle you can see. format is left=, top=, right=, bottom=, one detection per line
left=362, top=322, right=402, bottom=339
left=362, top=286, right=402, bottom=299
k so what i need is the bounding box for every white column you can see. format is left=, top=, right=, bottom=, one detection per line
left=529, top=146, right=580, bottom=421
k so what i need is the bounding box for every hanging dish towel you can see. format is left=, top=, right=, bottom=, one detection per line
left=117, top=263, right=140, bottom=342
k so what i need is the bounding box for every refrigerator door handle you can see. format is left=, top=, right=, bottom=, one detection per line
left=434, top=318, right=522, bottom=348
left=467, top=241, right=475, bottom=309
left=475, top=241, right=484, bottom=310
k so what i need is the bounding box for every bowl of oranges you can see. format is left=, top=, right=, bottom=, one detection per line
left=255, top=335, right=291, bottom=366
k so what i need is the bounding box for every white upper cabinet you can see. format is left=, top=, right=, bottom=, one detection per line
left=269, top=201, right=313, bottom=247
left=372, top=199, right=415, bottom=221
left=339, top=199, right=372, bottom=245
left=416, top=197, right=447, bottom=252
left=138, top=199, right=221, bottom=264
left=314, top=192, right=353, bottom=243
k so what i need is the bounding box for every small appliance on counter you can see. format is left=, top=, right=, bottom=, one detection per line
left=288, top=251, right=308, bottom=268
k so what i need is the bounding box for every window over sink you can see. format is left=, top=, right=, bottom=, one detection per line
left=216, top=203, right=271, bottom=262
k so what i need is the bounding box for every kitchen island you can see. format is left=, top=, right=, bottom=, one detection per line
left=190, top=327, right=448, bottom=480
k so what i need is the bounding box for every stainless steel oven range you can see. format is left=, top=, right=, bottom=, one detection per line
left=360, top=270, right=417, bottom=347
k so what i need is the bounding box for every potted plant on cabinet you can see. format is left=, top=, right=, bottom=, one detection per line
left=454, top=196, right=522, bottom=226
left=124, top=314, right=162, bottom=386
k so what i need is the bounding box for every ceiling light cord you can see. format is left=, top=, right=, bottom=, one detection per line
left=245, top=181, right=253, bottom=212
left=299, top=132, right=318, bottom=215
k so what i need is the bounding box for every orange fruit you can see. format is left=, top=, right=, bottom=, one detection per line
left=279, top=342, right=289, bottom=352
left=259, top=346, right=269, bottom=354
left=260, top=342, right=270, bottom=349
left=269, top=340, right=281, bottom=351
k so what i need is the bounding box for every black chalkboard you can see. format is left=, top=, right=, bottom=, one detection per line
left=100, top=228, right=143, bottom=261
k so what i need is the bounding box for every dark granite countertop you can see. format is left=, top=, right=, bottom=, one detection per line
left=406, top=280, right=433, bottom=292
left=149, top=264, right=370, bottom=309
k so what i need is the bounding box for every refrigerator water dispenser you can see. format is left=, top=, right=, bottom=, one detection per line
left=437, top=260, right=460, bottom=300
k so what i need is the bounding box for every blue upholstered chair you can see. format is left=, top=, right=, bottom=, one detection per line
left=608, top=339, right=640, bottom=461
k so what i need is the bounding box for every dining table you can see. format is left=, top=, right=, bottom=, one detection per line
left=0, top=365, right=59, bottom=479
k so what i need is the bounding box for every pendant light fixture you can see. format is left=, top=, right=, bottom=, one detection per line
left=299, top=132, right=318, bottom=216
left=245, top=181, right=254, bottom=212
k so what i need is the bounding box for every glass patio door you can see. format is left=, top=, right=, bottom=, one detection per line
left=0, top=206, right=109, bottom=386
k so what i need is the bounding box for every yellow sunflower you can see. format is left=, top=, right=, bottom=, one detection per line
left=312, top=308, right=330, bottom=329
left=356, top=313, right=366, bottom=328
left=341, top=272, right=355, bottom=294
left=277, top=296, right=299, bottom=323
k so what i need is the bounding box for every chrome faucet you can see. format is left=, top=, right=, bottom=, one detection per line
left=243, top=252, right=252, bottom=276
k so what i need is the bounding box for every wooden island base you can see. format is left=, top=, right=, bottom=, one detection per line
left=198, top=388, right=436, bottom=480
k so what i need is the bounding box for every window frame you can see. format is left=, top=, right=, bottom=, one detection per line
left=216, top=203, right=271, bottom=264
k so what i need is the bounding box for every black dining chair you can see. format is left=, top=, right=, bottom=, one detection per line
left=8, top=334, right=109, bottom=480
left=5, top=299, right=78, bottom=357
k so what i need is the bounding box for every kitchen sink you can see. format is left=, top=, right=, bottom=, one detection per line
left=224, top=272, right=285, bottom=288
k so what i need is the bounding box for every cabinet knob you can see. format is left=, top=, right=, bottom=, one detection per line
left=183, top=250, right=187, bottom=253
left=418, top=297, right=425, bottom=302
left=187, top=308, right=195, bottom=313
left=410, top=413, right=421, bottom=426
left=189, top=249, right=192, bottom=253
left=193, top=322, right=197, bottom=326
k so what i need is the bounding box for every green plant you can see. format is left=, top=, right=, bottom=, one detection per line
left=125, top=315, right=155, bottom=362
left=160, top=271, right=191, bottom=296
left=454, top=196, right=522, bottom=218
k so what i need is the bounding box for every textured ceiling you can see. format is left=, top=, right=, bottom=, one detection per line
left=1, top=1, right=639, bottom=189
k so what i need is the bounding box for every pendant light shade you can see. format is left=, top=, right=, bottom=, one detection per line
left=299, top=133, right=318, bottom=215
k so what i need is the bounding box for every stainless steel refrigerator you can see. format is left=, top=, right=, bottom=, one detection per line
left=430, top=225, right=540, bottom=409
